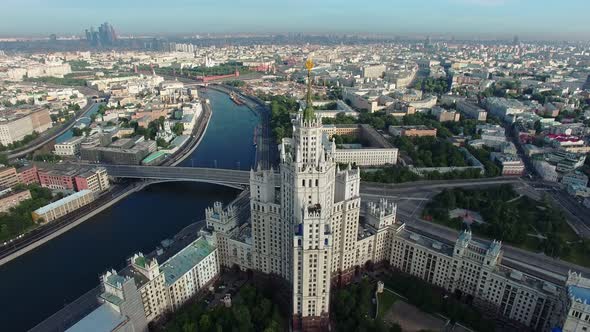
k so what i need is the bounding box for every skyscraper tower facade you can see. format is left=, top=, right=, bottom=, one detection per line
left=207, top=59, right=395, bottom=331
left=280, top=59, right=363, bottom=330
left=283, top=64, right=335, bottom=329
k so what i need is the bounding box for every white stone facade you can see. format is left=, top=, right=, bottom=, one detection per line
left=204, top=107, right=582, bottom=331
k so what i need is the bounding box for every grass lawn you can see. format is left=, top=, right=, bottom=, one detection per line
left=377, top=290, right=401, bottom=320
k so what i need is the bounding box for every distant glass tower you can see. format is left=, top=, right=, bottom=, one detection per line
left=513, top=35, right=519, bottom=46
left=85, top=22, right=117, bottom=47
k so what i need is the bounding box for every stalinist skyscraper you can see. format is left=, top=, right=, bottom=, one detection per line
left=206, top=58, right=397, bottom=331
left=280, top=58, right=365, bottom=329
left=282, top=58, right=337, bottom=329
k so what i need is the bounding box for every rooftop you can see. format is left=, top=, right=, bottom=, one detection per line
left=569, top=285, right=590, bottom=304
left=142, top=150, right=168, bottom=164
left=65, top=303, right=126, bottom=332
left=160, top=237, right=215, bottom=286
left=105, top=273, right=126, bottom=288
left=34, top=190, right=93, bottom=215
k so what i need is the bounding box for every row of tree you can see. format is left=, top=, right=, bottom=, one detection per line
left=0, top=131, right=40, bottom=152
left=361, top=166, right=484, bottom=184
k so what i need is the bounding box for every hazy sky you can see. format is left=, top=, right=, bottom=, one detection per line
left=1, top=0, right=589, bottom=39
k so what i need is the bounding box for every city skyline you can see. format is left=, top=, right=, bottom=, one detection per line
left=1, top=0, right=590, bottom=40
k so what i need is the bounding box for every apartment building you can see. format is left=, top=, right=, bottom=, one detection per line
left=67, top=235, right=220, bottom=332
left=32, top=189, right=95, bottom=223
left=0, top=167, right=20, bottom=188
left=390, top=229, right=562, bottom=331
left=54, top=136, right=85, bottom=156
left=457, top=99, right=488, bottom=121
left=0, top=188, right=31, bottom=213
left=66, top=270, right=148, bottom=332
left=0, top=108, right=52, bottom=145
left=74, top=167, right=110, bottom=192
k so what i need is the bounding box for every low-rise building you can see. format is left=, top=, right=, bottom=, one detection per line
left=562, top=172, right=589, bottom=188
left=32, top=190, right=95, bottom=223
left=491, top=152, right=525, bottom=176
left=362, top=64, right=386, bottom=79
left=409, top=95, right=438, bottom=110
left=0, top=108, right=52, bottom=145
left=484, top=97, right=526, bottom=121
left=38, top=168, right=77, bottom=190
left=81, top=140, right=157, bottom=165
left=17, top=165, right=39, bottom=185
left=322, top=124, right=398, bottom=166
left=34, top=165, right=109, bottom=192
left=0, top=187, right=31, bottom=213
left=0, top=167, right=20, bottom=188
left=54, top=136, right=85, bottom=156
left=533, top=160, right=559, bottom=182
left=332, top=146, right=398, bottom=166
left=432, top=107, right=460, bottom=122
left=74, top=167, right=110, bottom=192
left=457, top=100, right=487, bottom=121
left=389, top=125, right=437, bottom=137
left=566, top=185, right=590, bottom=198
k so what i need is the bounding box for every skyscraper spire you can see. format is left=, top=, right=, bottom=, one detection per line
left=303, top=57, right=315, bottom=122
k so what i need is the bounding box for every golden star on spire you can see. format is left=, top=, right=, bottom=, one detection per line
left=305, top=57, right=314, bottom=72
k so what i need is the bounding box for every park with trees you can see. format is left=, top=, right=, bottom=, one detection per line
left=412, top=77, right=449, bottom=95
left=0, top=184, right=59, bottom=242
left=422, top=185, right=590, bottom=267
left=162, top=284, right=285, bottom=332
left=331, top=269, right=494, bottom=332
left=258, top=94, right=299, bottom=142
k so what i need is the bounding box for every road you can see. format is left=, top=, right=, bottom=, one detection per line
left=360, top=176, right=521, bottom=195
left=8, top=98, right=102, bottom=159
left=549, top=188, right=590, bottom=237
left=0, top=184, right=133, bottom=263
